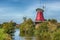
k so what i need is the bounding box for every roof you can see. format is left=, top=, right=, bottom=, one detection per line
left=36, top=8, right=44, bottom=12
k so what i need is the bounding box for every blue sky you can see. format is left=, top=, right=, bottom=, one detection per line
left=0, top=0, right=60, bottom=24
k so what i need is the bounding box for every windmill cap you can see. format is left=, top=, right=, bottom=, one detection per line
left=36, top=8, right=44, bottom=12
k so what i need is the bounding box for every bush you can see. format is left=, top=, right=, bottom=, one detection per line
left=0, top=28, right=12, bottom=40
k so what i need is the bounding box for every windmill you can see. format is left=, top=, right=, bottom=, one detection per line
left=35, top=0, right=46, bottom=29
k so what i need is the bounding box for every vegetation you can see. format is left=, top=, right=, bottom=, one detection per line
left=2, top=21, right=16, bottom=36
left=20, top=18, right=60, bottom=40
left=0, top=28, right=12, bottom=40
left=0, top=21, right=16, bottom=40
left=0, top=16, right=60, bottom=40
left=20, top=18, right=34, bottom=36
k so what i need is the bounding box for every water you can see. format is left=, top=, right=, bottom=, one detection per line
left=13, top=29, right=25, bottom=40
left=13, top=29, right=20, bottom=40
left=13, top=29, right=37, bottom=40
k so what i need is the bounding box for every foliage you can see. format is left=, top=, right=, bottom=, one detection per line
left=53, top=32, right=60, bottom=40
left=48, top=19, right=57, bottom=24
left=20, top=18, right=34, bottom=36
left=23, top=17, right=27, bottom=22
left=0, top=28, right=12, bottom=40
left=2, top=21, right=16, bottom=36
left=0, top=21, right=16, bottom=40
left=19, top=18, right=60, bottom=40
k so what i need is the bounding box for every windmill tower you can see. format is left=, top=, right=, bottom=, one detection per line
left=35, top=0, right=45, bottom=29
left=35, top=0, right=45, bottom=23
left=35, top=8, right=45, bottom=29
left=35, top=8, right=44, bottom=22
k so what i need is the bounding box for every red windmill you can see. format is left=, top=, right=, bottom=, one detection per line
left=35, top=8, right=45, bottom=29
left=35, top=8, right=45, bottom=23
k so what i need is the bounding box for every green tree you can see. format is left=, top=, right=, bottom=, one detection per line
left=34, top=22, right=52, bottom=40
left=20, top=18, right=34, bottom=36
left=0, top=28, right=12, bottom=40
left=48, top=19, right=57, bottom=24
left=53, top=32, right=60, bottom=40
left=0, top=24, right=2, bottom=28
left=2, top=21, right=16, bottom=36
left=23, top=17, right=27, bottom=22
left=34, top=22, right=48, bottom=35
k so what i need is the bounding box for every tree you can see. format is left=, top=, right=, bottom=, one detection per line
left=34, top=22, right=52, bottom=40
left=0, top=24, right=2, bottom=28
left=48, top=19, right=57, bottom=24
left=2, top=21, right=16, bottom=36
left=0, top=28, right=12, bottom=40
left=34, top=22, right=48, bottom=35
left=53, top=31, right=60, bottom=40
left=20, top=18, right=34, bottom=36
left=23, top=17, right=27, bottom=22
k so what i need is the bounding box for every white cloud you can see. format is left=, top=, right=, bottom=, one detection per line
left=0, top=1, right=60, bottom=23
left=23, top=3, right=42, bottom=15
left=46, top=2, right=60, bottom=11
left=44, top=2, right=60, bottom=22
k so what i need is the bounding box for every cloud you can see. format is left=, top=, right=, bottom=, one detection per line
left=44, top=2, right=60, bottom=22
left=23, top=1, right=60, bottom=22
left=0, top=0, right=60, bottom=23
left=20, top=3, right=41, bottom=21
left=46, top=2, right=60, bottom=11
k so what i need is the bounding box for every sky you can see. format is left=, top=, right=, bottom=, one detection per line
left=0, top=0, right=60, bottom=24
